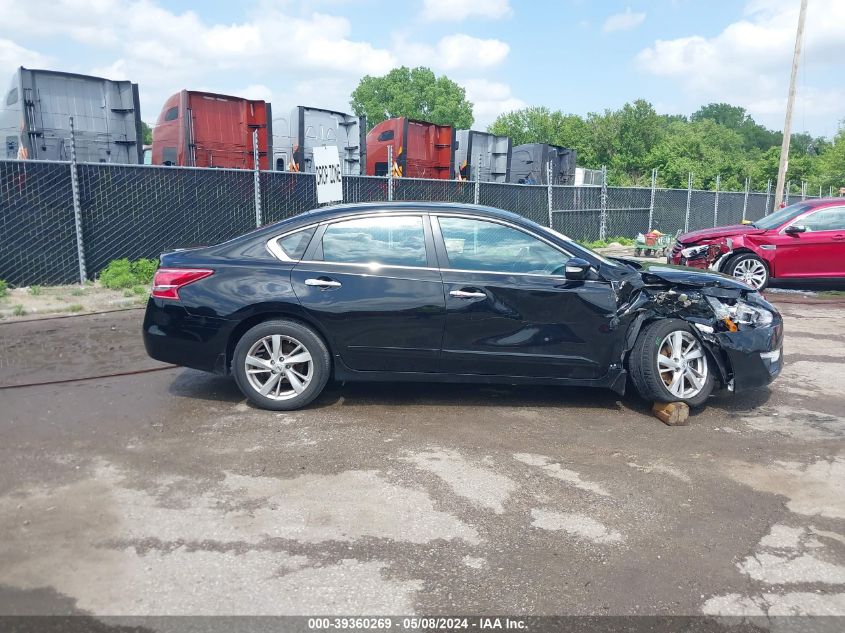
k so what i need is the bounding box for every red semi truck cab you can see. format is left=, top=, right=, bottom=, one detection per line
left=366, top=118, right=454, bottom=179
left=151, top=90, right=271, bottom=169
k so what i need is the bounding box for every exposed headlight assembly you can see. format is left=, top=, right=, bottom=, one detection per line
left=680, top=245, right=709, bottom=260
left=705, top=295, right=773, bottom=328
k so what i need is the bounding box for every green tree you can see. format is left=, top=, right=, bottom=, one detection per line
left=648, top=119, right=746, bottom=190
left=691, top=102, right=779, bottom=151
left=488, top=107, right=593, bottom=164
left=350, top=66, right=473, bottom=130
left=141, top=121, right=152, bottom=145
left=812, top=123, right=845, bottom=191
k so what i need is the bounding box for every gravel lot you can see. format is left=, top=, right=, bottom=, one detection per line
left=0, top=298, right=843, bottom=622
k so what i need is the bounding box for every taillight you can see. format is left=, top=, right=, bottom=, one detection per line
left=151, top=268, right=214, bottom=300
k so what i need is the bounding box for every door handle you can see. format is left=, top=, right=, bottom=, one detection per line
left=450, top=289, right=486, bottom=299
left=305, top=278, right=342, bottom=289
left=833, top=235, right=844, bottom=241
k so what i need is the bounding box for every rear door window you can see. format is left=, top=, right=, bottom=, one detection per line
left=272, top=227, right=316, bottom=261
left=321, top=216, right=426, bottom=267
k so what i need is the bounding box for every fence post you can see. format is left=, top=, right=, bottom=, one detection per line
left=599, top=165, right=607, bottom=241
left=387, top=145, right=394, bottom=202
left=546, top=161, right=553, bottom=228
left=801, top=180, right=806, bottom=201
left=765, top=179, right=772, bottom=215
left=473, top=152, right=481, bottom=205
left=648, top=167, right=656, bottom=230
left=684, top=172, right=692, bottom=233
left=713, top=174, right=720, bottom=227
left=785, top=180, right=791, bottom=206
left=68, top=117, right=87, bottom=285
left=252, top=129, right=262, bottom=227
left=742, top=177, right=749, bottom=222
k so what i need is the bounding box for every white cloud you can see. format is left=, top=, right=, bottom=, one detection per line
left=0, top=0, right=399, bottom=122
left=462, top=78, right=526, bottom=128
left=635, top=0, right=845, bottom=131
left=602, top=8, right=646, bottom=33
left=421, top=0, right=512, bottom=22
left=0, top=38, right=52, bottom=80
left=395, top=34, right=510, bottom=71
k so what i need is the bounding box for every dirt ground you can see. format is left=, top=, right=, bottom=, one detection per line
left=0, top=298, right=843, bottom=625
left=0, top=283, right=146, bottom=321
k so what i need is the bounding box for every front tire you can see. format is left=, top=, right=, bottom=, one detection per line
left=630, top=319, right=715, bottom=408
left=232, top=319, right=331, bottom=411
left=725, top=253, right=769, bottom=290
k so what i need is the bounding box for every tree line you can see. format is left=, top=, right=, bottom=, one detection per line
left=349, top=67, right=844, bottom=193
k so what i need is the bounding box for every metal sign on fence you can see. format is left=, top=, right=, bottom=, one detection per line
left=313, top=145, right=343, bottom=204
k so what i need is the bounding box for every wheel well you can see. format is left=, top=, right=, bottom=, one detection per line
left=225, top=311, right=333, bottom=374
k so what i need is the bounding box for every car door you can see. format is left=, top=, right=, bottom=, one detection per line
left=290, top=213, right=445, bottom=373
left=770, top=205, right=845, bottom=278
left=432, top=214, right=620, bottom=380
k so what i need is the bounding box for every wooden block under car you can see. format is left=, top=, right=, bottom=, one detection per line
left=652, top=401, right=690, bottom=426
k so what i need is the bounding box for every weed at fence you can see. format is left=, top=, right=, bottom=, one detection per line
left=99, top=258, right=158, bottom=290
left=0, top=280, right=7, bottom=298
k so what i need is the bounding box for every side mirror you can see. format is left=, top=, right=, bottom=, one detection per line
left=784, top=224, right=806, bottom=235
left=564, top=257, right=592, bottom=281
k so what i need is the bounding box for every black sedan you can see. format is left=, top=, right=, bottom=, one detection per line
left=143, top=202, right=783, bottom=411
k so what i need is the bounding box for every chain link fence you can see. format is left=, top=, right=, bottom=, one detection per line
left=0, top=157, right=835, bottom=287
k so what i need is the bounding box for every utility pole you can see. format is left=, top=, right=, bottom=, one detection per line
left=773, top=0, right=808, bottom=210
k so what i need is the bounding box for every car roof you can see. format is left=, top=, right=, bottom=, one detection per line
left=802, top=197, right=845, bottom=208
left=280, top=201, right=533, bottom=226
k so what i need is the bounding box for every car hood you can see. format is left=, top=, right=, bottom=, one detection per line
left=613, top=260, right=752, bottom=292
left=678, top=224, right=765, bottom=244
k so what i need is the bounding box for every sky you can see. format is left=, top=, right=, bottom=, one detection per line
left=0, top=0, right=842, bottom=137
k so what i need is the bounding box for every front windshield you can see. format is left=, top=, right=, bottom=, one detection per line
left=537, top=225, right=621, bottom=267
left=754, top=202, right=813, bottom=230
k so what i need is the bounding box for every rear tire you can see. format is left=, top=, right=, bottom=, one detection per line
left=232, top=319, right=331, bottom=411
left=725, top=253, right=769, bottom=290
left=630, top=319, right=715, bottom=408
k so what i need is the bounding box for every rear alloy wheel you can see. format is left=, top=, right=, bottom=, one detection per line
left=725, top=253, right=769, bottom=290
left=630, top=319, right=715, bottom=408
left=233, top=319, right=330, bottom=411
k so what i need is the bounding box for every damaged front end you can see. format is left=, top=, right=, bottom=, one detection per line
left=612, top=263, right=783, bottom=394
left=674, top=239, right=733, bottom=271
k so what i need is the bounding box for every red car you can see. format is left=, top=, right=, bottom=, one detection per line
left=668, top=198, right=845, bottom=289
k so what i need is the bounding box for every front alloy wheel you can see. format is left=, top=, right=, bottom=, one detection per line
left=630, top=319, right=716, bottom=408
left=656, top=331, right=708, bottom=399
left=727, top=254, right=769, bottom=290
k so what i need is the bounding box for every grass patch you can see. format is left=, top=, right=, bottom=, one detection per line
left=0, top=279, right=7, bottom=298
left=820, top=290, right=845, bottom=297
left=71, top=288, right=85, bottom=296
left=99, top=258, right=158, bottom=290
left=29, top=285, right=42, bottom=296
left=12, top=304, right=26, bottom=316
left=67, top=304, right=84, bottom=313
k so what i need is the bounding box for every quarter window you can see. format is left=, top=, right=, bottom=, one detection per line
left=438, top=217, right=570, bottom=275
left=163, top=106, right=179, bottom=122
left=6, top=88, right=18, bottom=106
left=321, top=216, right=426, bottom=267
left=800, top=206, right=845, bottom=232
left=377, top=129, right=394, bottom=142
left=273, top=227, right=316, bottom=261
